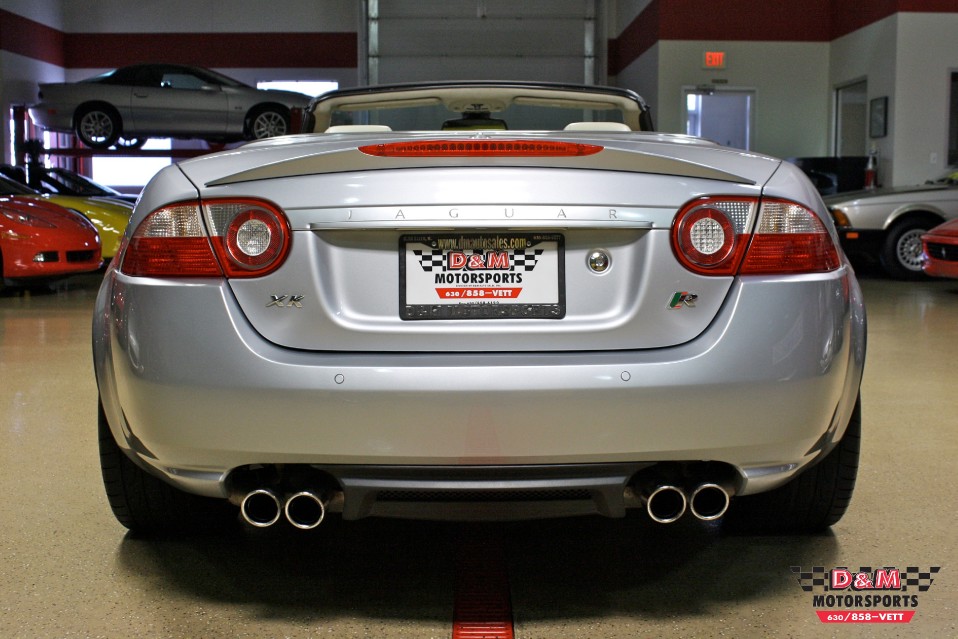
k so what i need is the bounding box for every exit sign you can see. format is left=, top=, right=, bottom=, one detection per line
left=703, top=51, right=726, bottom=69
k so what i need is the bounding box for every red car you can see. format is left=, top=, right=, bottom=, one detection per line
left=1, top=196, right=101, bottom=287
left=921, top=218, right=958, bottom=279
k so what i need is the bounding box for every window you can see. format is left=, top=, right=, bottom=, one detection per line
left=684, top=88, right=754, bottom=150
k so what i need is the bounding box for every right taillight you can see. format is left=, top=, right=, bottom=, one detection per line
left=672, top=196, right=840, bottom=276
left=739, top=198, right=841, bottom=274
left=119, top=198, right=290, bottom=278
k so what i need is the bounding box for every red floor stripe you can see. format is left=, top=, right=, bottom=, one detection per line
left=452, top=536, right=514, bottom=639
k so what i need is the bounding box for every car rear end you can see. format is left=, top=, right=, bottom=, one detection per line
left=93, top=130, right=865, bottom=529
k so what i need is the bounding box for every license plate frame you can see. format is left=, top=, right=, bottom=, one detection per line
left=400, top=232, right=565, bottom=320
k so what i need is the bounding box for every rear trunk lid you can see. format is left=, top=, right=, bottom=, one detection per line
left=176, top=132, right=781, bottom=352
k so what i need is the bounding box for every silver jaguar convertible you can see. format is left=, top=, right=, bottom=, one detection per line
left=93, top=82, right=866, bottom=535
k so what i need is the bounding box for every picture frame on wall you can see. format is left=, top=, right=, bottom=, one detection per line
left=870, top=97, right=888, bottom=138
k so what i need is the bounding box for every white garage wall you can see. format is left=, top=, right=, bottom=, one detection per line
left=892, top=13, right=958, bottom=185
left=830, top=12, right=958, bottom=186
left=616, top=39, right=831, bottom=159
left=0, top=0, right=63, bottom=28
left=829, top=16, right=898, bottom=185
left=653, top=40, right=831, bottom=160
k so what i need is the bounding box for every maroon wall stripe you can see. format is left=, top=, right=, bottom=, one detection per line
left=658, top=0, right=834, bottom=42
left=0, top=9, right=356, bottom=69
left=608, top=0, right=958, bottom=76
left=0, top=9, right=66, bottom=66
left=63, top=32, right=357, bottom=69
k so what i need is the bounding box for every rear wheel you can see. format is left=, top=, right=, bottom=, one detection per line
left=98, top=401, right=236, bottom=535
left=724, top=396, right=861, bottom=533
left=880, top=218, right=936, bottom=279
left=75, top=105, right=121, bottom=149
left=246, top=106, right=290, bottom=140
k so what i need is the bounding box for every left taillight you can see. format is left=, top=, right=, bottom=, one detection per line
left=119, top=198, right=290, bottom=278
left=671, top=196, right=841, bottom=276
left=670, top=197, right=755, bottom=276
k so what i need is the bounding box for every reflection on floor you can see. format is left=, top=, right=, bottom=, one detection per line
left=1, top=273, right=955, bottom=638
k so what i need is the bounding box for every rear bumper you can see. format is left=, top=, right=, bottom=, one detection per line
left=94, top=266, right=866, bottom=509
left=27, top=103, right=72, bottom=132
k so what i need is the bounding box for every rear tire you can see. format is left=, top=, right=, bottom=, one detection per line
left=724, top=396, right=861, bottom=534
left=98, top=401, right=236, bottom=535
left=880, top=218, right=935, bottom=280
left=246, top=106, right=290, bottom=140
left=75, top=105, right=121, bottom=149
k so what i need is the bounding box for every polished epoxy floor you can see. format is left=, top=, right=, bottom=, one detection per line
left=1, top=271, right=956, bottom=638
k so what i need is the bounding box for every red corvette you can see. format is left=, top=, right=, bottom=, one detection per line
left=921, top=218, right=958, bottom=279
left=1, top=196, right=101, bottom=287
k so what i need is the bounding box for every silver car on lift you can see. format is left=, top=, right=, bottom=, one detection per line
left=30, top=64, right=311, bottom=149
left=93, top=82, right=866, bottom=535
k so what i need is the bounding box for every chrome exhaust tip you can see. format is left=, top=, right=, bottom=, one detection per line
left=284, top=491, right=327, bottom=530
left=240, top=488, right=282, bottom=528
left=689, top=483, right=730, bottom=521
left=646, top=485, right=687, bottom=524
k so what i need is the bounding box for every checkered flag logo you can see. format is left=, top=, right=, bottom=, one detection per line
left=510, top=248, right=544, bottom=272
left=791, top=566, right=941, bottom=592
left=414, top=248, right=544, bottom=272
left=413, top=249, right=446, bottom=272
left=792, top=566, right=830, bottom=592
left=899, top=566, right=942, bottom=592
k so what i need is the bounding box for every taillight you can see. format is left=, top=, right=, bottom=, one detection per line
left=359, top=140, right=603, bottom=157
left=671, top=198, right=756, bottom=276
left=204, top=200, right=291, bottom=277
left=739, top=199, right=841, bottom=274
left=120, top=198, right=290, bottom=278
left=672, top=196, right=840, bottom=276
left=120, top=203, right=221, bottom=277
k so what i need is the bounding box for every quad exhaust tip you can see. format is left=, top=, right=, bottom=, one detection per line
left=689, top=483, right=731, bottom=521
left=643, top=482, right=732, bottom=523
left=240, top=488, right=282, bottom=528
left=645, top=485, right=687, bottom=524
left=284, top=491, right=327, bottom=530
left=240, top=488, right=328, bottom=529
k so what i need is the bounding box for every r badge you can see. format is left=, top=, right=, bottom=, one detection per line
left=668, top=292, right=698, bottom=309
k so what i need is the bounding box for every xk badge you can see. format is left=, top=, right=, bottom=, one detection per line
left=267, top=294, right=304, bottom=308
left=668, top=291, right=698, bottom=309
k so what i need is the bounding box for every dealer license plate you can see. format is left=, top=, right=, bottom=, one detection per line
left=400, top=233, right=565, bottom=320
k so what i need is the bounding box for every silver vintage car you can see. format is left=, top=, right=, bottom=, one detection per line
left=29, top=64, right=311, bottom=149
left=93, top=82, right=865, bottom=535
left=825, top=169, right=958, bottom=279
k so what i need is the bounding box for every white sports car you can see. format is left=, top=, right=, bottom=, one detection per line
left=93, top=82, right=865, bottom=535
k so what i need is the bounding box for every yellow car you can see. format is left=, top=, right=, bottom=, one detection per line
left=0, top=175, right=132, bottom=258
